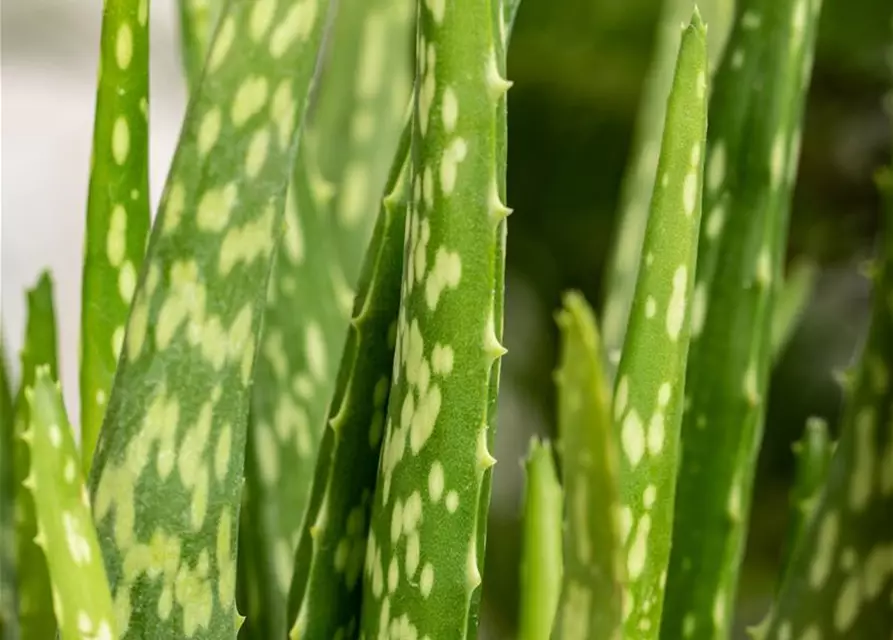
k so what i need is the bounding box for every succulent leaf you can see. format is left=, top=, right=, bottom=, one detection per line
left=771, top=258, right=819, bottom=360
left=79, top=0, right=152, bottom=476
left=758, top=168, right=893, bottom=639
left=661, top=1, right=823, bottom=636
left=609, top=11, right=708, bottom=638
left=176, top=0, right=223, bottom=89
left=13, top=273, right=61, bottom=640
left=235, top=2, right=413, bottom=636
left=600, top=0, right=733, bottom=371
left=778, top=417, right=834, bottom=584
left=553, top=292, right=623, bottom=640
left=284, top=126, right=411, bottom=639
left=518, top=437, right=563, bottom=640
left=24, top=366, right=117, bottom=640
left=359, top=0, right=511, bottom=635
left=85, top=0, right=331, bottom=635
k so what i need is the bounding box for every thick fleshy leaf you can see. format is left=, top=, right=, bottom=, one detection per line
left=609, top=11, right=707, bottom=638
left=756, top=168, right=893, bottom=639
left=176, top=0, right=223, bottom=89
left=661, top=1, right=823, bottom=636
left=236, top=2, right=414, bottom=636
left=85, top=0, right=331, bottom=635
left=13, top=273, right=61, bottom=640
left=552, top=292, right=623, bottom=640
left=79, top=0, right=152, bottom=475
left=600, top=0, right=734, bottom=372
left=23, top=366, right=117, bottom=639
left=359, top=0, right=512, bottom=635
left=518, top=437, right=563, bottom=640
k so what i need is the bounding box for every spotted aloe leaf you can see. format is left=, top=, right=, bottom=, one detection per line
left=778, top=416, right=834, bottom=585
left=661, top=2, right=823, bottom=636
left=236, top=3, right=413, bottom=637
left=13, top=272, right=61, bottom=640
left=610, top=11, right=707, bottom=638
left=518, top=437, right=563, bottom=640
left=284, top=124, right=411, bottom=640
left=309, top=0, right=415, bottom=286
left=85, top=0, right=331, bottom=635
left=79, top=0, right=152, bottom=476
left=601, top=0, right=733, bottom=370
left=359, top=0, right=512, bottom=635
left=552, top=291, right=623, bottom=640
left=176, top=0, right=223, bottom=89
left=22, top=366, right=117, bottom=639
left=0, top=336, right=16, bottom=636
left=755, top=168, right=893, bottom=639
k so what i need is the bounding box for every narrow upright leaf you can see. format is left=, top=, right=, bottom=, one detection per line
left=176, top=0, right=223, bottom=89
left=553, top=291, right=623, bottom=640
left=518, top=438, right=563, bottom=640
left=13, top=273, right=60, bottom=640
left=23, top=366, right=117, bottom=640
left=80, top=0, right=152, bottom=474
left=662, top=1, right=822, bottom=636
left=601, top=0, right=733, bottom=370
left=285, top=132, right=411, bottom=638
left=610, top=11, right=707, bottom=638
left=0, top=336, right=17, bottom=637
left=236, top=2, right=413, bottom=636
left=771, top=258, right=819, bottom=360
left=758, top=169, right=893, bottom=639
left=310, top=0, right=415, bottom=285
left=778, top=417, right=833, bottom=583
left=359, top=0, right=512, bottom=635
left=86, top=0, right=331, bottom=635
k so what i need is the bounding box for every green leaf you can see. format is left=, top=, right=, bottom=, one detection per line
left=13, top=272, right=61, bottom=640
left=661, top=1, right=823, bottom=636
left=757, top=168, right=893, bottom=639
left=359, top=0, right=512, bottom=635
left=236, top=2, right=413, bottom=636
left=23, top=366, right=117, bottom=639
left=1, top=335, right=18, bottom=637
left=176, top=0, right=223, bottom=90
left=85, top=0, right=332, bottom=635
left=284, top=126, right=411, bottom=639
left=778, top=416, right=833, bottom=584
left=553, top=291, right=623, bottom=640
left=771, top=258, right=819, bottom=360
left=518, top=437, right=563, bottom=640
left=79, top=0, right=152, bottom=476
left=609, top=10, right=707, bottom=638
left=600, top=0, right=734, bottom=373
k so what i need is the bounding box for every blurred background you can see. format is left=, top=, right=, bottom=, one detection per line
left=2, top=0, right=892, bottom=637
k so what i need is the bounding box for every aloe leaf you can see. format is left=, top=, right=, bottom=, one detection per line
left=553, top=292, right=622, bottom=640
left=176, top=0, right=223, bottom=89
left=518, top=437, right=563, bottom=640
left=13, top=272, right=61, bottom=640
left=22, top=366, right=117, bottom=639
left=609, top=11, right=707, bottom=638
left=358, top=0, right=511, bottom=635
left=310, top=0, right=415, bottom=286
left=756, top=169, right=893, bottom=639
left=661, top=2, right=823, bottom=636
left=282, top=126, right=410, bottom=639
left=79, top=0, right=152, bottom=476
left=0, top=336, right=16, bottom=637
left=85, top=0, right=331, bottom=634
left=236, top=4, right=413, bottom=637
left=778, top=417, right=833, bottom=584
left=601, top=0, right=733, bottom=371
left=771, top=258, right=819, bottom=360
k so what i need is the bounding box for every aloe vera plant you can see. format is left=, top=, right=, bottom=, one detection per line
left=4, top=0, right=892, bottom=638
